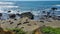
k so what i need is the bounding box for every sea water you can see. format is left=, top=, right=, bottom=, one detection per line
left=0, top=1, right=60, bottom=20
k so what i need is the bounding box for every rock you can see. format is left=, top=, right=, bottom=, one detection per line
left=20, top=12, right=34, bottom=19
left=9, top=14, right=16, bottom=19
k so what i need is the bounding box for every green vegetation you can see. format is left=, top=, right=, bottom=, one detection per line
left=6, top=28, right=26, bottom=34
left=41, top=26, right=60, bottom=34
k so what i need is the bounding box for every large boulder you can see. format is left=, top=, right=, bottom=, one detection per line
left=20, top=12, right=34, bottom=19
left=8, top=11, right=11, bottom=13
left=16, top=13, right=21, bottom=16
left=51, top=7, right=57, bottom=10
left=9, top=14, right=16, bottom=19
left=0, top=13, right=2, bottom=17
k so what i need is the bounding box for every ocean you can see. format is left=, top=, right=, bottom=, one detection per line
left=10, top=1, right=60, bottom=10
left=0, top=1, right=60, bottom=20
left=0, top=1, right=60, bottom=10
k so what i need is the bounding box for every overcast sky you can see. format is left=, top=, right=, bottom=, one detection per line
left=0, top=0, right=60, bottom=1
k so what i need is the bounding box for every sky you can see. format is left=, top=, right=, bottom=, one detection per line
left=0, top=0, right=60, bottom=1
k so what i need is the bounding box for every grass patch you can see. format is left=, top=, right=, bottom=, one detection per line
left=6, top=28, right=26, bottom=34
left=41, top=26, right=60, bottom=34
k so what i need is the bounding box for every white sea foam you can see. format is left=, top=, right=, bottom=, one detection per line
left=0, top=10, right=4, bottom=13
left=0, top=2, right=14, bottom=4
left=55, top=9, right=60, bottom=11
left=0, top=6, right=18, bottom=8
left=0, top=2, right=18, bottom=10
left=55, top=5, right=60, bottom=6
